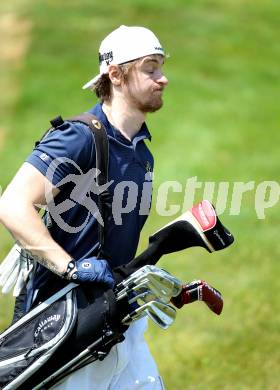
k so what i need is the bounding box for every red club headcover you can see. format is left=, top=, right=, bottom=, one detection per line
left=171, top=280, right=223, bottom=315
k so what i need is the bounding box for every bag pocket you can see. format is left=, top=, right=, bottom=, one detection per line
left=0, top=284, right=77, bottom=389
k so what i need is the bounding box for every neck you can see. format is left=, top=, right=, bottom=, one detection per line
left=102, top=97, right=146, bottom=141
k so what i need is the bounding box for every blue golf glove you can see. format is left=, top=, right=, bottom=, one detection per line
left=69, top=257, right=115, bottom=288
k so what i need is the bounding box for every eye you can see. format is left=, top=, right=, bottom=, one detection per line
left=146, top=68, right=155, bottom=75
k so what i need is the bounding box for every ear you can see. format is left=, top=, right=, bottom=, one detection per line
left=108, top=65, right=122, bottom=86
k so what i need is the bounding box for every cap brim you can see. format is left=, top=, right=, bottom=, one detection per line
left=82, top=74, right=101, bottom=90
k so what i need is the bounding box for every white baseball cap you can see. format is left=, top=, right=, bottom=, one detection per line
left=82, top=25, right=165, bottom=89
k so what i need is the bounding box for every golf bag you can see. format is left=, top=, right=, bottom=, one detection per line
left=0, top=282, right=130, bottom=390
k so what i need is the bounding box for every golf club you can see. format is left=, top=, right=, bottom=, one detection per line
left=145, top=301, right=177, bottom=329
left=122, top=300, right=176, bottom=329
left=113, top=200, right=234, bottom=282
left=116, top=265, right=182, bottom=301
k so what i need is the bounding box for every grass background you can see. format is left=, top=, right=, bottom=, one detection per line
left=0, top=0, right=279, bottom=389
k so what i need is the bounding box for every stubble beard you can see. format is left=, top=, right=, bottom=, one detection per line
left=127, top=86, right=163, bottom=113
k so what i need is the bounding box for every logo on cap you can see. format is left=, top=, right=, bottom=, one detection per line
left=99, top=51, right=113, bottom=65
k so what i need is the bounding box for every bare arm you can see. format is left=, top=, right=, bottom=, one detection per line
left=0, top=162, right=72, bottom=276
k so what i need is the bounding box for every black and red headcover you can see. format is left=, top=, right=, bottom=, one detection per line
left=114, top=200, right=234, bottom=282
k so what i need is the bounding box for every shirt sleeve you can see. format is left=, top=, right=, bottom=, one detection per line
left=25, top=121, right=95, bottom=186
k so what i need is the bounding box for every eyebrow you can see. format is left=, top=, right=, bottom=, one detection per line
left=141, top=58, right=165, bottom=66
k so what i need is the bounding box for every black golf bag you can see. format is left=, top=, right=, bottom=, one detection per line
left=0, top=281, right=130, bottom=390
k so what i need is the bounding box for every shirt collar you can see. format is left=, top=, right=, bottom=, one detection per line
left=88, top=103, right=152, bottom=144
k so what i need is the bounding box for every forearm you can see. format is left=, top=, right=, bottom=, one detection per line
left=0, top=197, right=71, bottom=277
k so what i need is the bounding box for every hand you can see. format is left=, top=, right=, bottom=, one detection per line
left=71, top=257, right=115, bottom=288
left=171, top=280, right=223, bottom=315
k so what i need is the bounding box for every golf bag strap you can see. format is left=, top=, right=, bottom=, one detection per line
left=68, top=113, right=109, bottom=187
left=35, top=113, right=111, bottom=258
left=67, top=113, right=111, bottom=257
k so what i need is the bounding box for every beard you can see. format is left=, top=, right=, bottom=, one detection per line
left=126, top=85, right=164, bottom=113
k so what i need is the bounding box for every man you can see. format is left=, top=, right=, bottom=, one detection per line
left=0, top=25, right=168, bottom=389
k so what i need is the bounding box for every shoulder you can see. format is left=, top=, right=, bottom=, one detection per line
left=43, top=119, right=95, bottom=155
left=30, top=119, right=96, bottom=172
left=49, top=119, right=93, bottom=144
left=62, top=120, right=96, bottom=169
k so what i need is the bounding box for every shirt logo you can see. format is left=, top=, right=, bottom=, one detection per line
left=39, top=153, right=50, bottom=162
left=145, top=161, right=152, bottom=172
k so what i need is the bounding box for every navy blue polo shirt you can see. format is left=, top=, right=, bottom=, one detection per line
left=25, top=102, right=154, bottom=295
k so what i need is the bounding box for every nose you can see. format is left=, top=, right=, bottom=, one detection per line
left=157, top=73, right=168, bottom=87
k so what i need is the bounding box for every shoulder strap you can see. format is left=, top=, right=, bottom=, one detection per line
left=67, top=113, right=109, bottom=187
left=38, top=113, right=111, bottom=258
left=67, top=113, right=111, bottom=258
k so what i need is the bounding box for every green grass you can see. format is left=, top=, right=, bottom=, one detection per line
left=0, top=0, right=280, bottom=388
